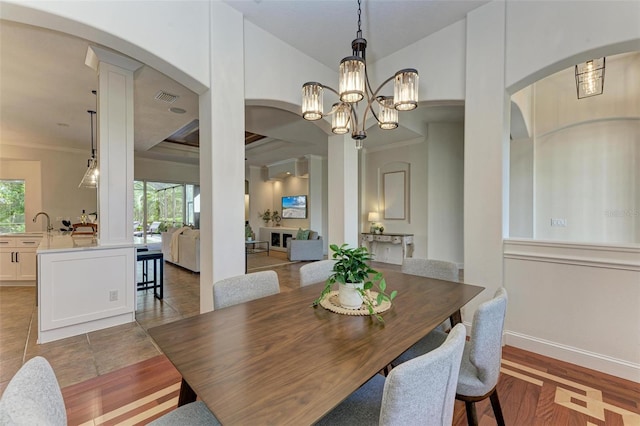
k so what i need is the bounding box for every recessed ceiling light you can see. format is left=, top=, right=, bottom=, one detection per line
left=169, top=107, right=186, bottom=114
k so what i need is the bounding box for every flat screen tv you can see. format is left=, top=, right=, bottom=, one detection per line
left=282, top=195, right=307, bottom=219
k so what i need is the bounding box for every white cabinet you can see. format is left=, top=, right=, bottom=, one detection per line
left=259, top=227, right=299, bottom=252
left=0, top=236, right=41, bottom=282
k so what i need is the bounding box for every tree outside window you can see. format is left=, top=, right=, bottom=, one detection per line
left=0, top=180, right=25, bottom=233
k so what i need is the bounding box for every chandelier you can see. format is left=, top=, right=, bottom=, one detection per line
left=301, top=0, right=419, bottom=149
left=575, top=58, right=605, bottom=99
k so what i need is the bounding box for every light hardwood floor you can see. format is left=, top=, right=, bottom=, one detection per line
left=2, top=252, right=639, bottom=425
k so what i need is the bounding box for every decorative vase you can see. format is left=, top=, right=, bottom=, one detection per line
left=338, top=282, right=364, bottom=309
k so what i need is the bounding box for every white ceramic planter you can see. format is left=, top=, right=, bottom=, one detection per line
left=338, top=282, right=364, bottom=309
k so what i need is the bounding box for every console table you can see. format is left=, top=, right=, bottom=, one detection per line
left=360, top=233, right=414, bottom=265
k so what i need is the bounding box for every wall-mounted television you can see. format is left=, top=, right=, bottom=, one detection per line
left=282, top=195, right=307, bottom=219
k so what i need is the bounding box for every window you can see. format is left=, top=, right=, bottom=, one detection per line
left=0, top=180, right=25, bottom=233
left=133, top=180, right=199, bottom=242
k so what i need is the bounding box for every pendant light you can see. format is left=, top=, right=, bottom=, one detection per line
left=301, top=0, right=419, bottom=148
left=79, top=100, right=98, bottom=188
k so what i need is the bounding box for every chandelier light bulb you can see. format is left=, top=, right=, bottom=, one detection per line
left=394, top=69, right=419, bottom=111
left=302, top=83, right=324, bottom=120
left=332, top=103, right=351, bottom=135
left=378, top=97, right=398, bottom=130
left=339, top=57, right=365, bottom=103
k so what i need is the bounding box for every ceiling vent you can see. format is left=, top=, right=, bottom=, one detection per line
left=154, top=90, right=179, bottom=103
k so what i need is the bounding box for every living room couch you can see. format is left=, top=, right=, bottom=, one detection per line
left=161, top=227, right=200, bottom=272
left=286, top=230, right=323, bottom=261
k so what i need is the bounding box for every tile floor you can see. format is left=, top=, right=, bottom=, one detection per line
left=0, top=250, right=303, bottom=393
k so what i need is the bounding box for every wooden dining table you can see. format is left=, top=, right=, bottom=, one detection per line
left=148, top=268, right=484, bottom=425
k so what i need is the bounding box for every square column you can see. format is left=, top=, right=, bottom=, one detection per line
left=85, top=46, right=142, bottom=245
left=199, top=2, right=246, bottom=313
left=327, top=135, right=359, bottom=249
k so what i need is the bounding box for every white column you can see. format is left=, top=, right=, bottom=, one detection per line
left=85, top=46, right=141, bottom=246
left=463, top=2, right=510, bottom=315
left=307, top=155, right=326, bottom=253
left=199, top=2, right=246, bottom=313
left=327, top=135, right=359, bottom=249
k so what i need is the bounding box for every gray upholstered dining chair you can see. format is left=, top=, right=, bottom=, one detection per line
left=299, top=259, right=336, bottom=287
left=213, top=270, right=280, bottom=309
left=401, top=258, right=459, bottom=281
left=0, top=356, right=67, bottom=425
left=402, top=258, right=460, bottom=331
left=148, top=401, right=221, bottom=425
left=394, top=287, right=508, bottom=426
left=316, top=323, right=466, bottom=426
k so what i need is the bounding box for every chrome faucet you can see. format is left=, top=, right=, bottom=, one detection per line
left=33, top=211, right=54, bottom=232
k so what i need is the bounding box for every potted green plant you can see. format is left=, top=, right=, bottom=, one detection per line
left=313, top=243, right=397, bottom=323
left=258, top=209, right=272, bottom=225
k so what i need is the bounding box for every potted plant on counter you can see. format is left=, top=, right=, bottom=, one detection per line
left=313, top=244, right=397, bottom=323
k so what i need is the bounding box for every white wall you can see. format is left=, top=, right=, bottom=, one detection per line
left=134, top=157, right=199, bottom=184
left=243, top=20, right=336, bottom=115
left=505, top=0, right=640, bottom=91
left=509, top=139, right=534, bottom=238
left=0, top=145, right=95, bottom=230
left=504, top=240, right=640, bottom=382
left=272, top=176, right=310, bottom=230
left=511, top=53, right=640, bottom=243
left=427, top=123, right=465, bottom=264
left=499, top=0, right=640, bottom=381
left=0, top=0, right=210, bottom=93
left=371, top=19, right=467, bottom=103
left=364, top=140, right=428, bottom=257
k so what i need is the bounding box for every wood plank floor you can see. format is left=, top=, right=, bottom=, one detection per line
left=62, top=346, right=640, bottom=425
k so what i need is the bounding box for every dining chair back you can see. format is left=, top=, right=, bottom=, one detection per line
left=316, top=323, right=466, bottom=426
left=381, top=323, right=466, bottom=425
left=0, top=356, right=67, bottom=425
left=401, top=258, right=459, bottom=331
left=401, top=258, right=459, bottom=281
left=299, top=259, right=336, bottom=287
left=213, top=270, right=280, bottom=309
left=456, top=287, right=508, bottom=426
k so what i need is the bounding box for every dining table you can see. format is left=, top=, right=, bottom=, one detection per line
left=148, top=268, right=484, bottom=425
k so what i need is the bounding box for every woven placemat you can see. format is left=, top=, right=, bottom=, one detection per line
left=320, top=291, right=392, bottom=316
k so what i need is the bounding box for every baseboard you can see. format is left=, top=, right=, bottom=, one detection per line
left=0, top=281, right=36, bottom=287
left=505, top=330, right=640, bottom=383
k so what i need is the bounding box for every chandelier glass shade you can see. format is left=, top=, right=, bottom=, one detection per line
left=301, top=0, right=418, bottom=148
left=575, top=57, right=605, bottom=99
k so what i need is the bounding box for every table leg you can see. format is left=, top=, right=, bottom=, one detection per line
left=178, top=378, right=197, bottom=406
left=450, top=310, right=462, bottom=326
left=156, top=257, right=163, bottom=299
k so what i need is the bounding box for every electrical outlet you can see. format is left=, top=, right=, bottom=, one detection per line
left=109, top=290, right=118, bottom=301
left=550, top=218, right=567, bottom=227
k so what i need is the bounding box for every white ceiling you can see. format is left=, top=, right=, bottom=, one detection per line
left=0, top=1, right=485, bottom=168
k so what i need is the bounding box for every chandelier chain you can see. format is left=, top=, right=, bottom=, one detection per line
left=356, top=0, right=362, bottom=39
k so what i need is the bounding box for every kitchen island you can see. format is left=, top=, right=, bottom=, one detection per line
left=37, top=233, right=136, bottom=343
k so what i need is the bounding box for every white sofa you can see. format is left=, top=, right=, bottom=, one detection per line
left=161, top=227, right=200, bottom=272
